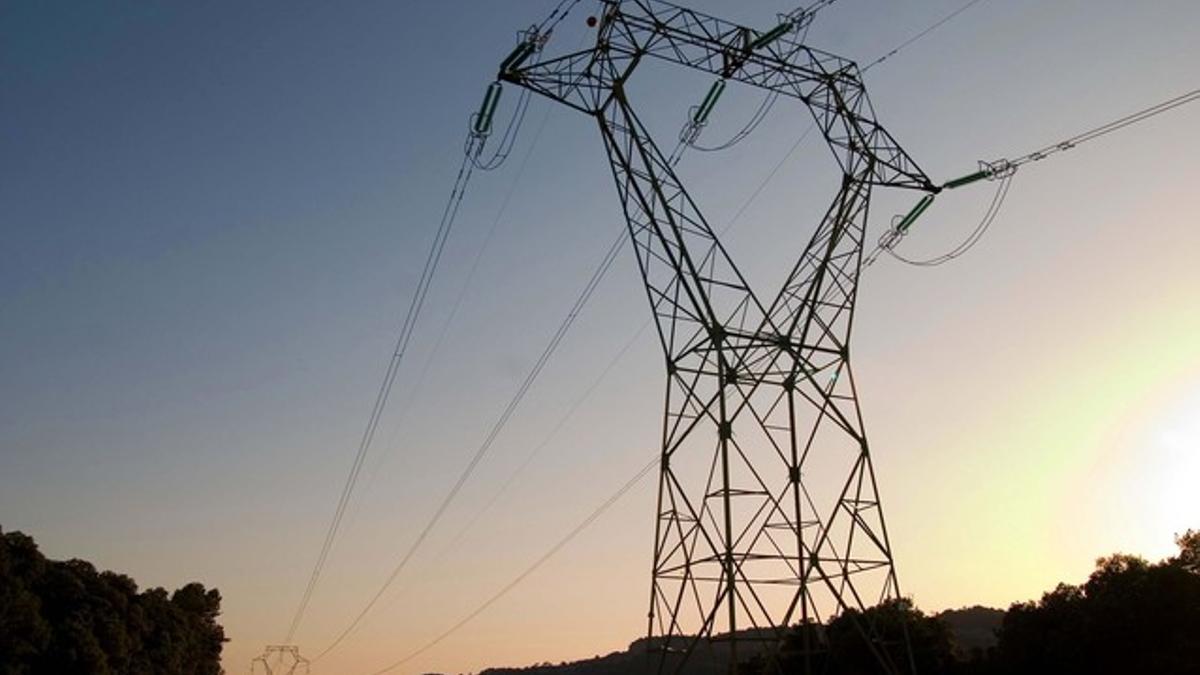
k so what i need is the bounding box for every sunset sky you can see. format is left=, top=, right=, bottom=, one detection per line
left=2, top=1, right=1198, bottom=673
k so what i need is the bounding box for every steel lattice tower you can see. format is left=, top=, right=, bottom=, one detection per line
left=493, top=2, right=937, bottom=672
left=250, top=645, right=310, bottom=675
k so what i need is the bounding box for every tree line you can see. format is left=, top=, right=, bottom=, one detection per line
left=4, top=526, right=1197, bottom=674
left=479, top=529, right=1200, bottom=675
left=0, top=526, right=225, bottom=675
left=744, top=529, right=1200, bottom=674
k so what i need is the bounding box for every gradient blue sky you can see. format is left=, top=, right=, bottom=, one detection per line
left=2, top=1, right=1198, bottom=673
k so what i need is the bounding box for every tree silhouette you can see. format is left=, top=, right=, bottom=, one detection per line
left=0, top=526, right=226, bottom=675
left=1174, top=529, right=1200, bottom=574
left=998, top=531, right=1200, bottom=675
left=482, top=527, right=1200, bottom=675
left=738, top=600, right=955, bottom=675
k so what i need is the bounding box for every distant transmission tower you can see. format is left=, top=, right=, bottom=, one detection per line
left=486, top=1, right=937, bottom=673
left=250, top=645, right=311, bottom=675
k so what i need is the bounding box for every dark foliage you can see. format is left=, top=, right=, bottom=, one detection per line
left=0, top=527, right=226, bottom=675
left=933, top=606, right=1002, bottom=656
left=996, top=529, right=1200, bottom=675
left=737, top=600, right=955, bottom=675
left=476, top=529, right=1200, bottom=675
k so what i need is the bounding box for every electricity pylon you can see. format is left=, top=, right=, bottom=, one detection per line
left=490, top=1, right=937, bottom=672
left=250, top=645, right=310, bottom=675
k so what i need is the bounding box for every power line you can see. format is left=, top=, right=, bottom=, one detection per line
left=998, top=87, right=1200, bottom=170
left=883, top=172, right=1014, bottom=266
left=340, top=122, right=814, bottom=641
left=861, top=0, right=989, bottom=73
left=312, top=201, right=628, bottom=663
left=393, top=0, right=978, bottom=571
left=333, top=0, right=990, bottom=661
left=680, top=91, right=780, bottom=155
left=308, top=33, right=595, bottom=664
left=284, top=151, right=474, bottom=644
left=670, top=0, right=987, bottom=164
left=285, top=53, right=550, bottom=647
left=433, top=318, right=652, bottom=561
left=537, top=0, right=587, bottom=35
left=343, top=10, right=1200, bottom=675
left=346, top=6, right=1194, bottom=669
left=342, top=123, right=813, bottom=672
left=874, top=86, right=1199, bottom=266
left=350, top=109, right=859, bottom=675
left=467, top=88, right=534, bottom=171
left=432, top=119, right=816, bottom=580
left=343, top=101, right=557, bottom=539
left=365, top=454, right=660, bottom=675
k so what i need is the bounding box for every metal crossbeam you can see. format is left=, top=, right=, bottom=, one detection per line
left=502, top=0, right=934, bottom=190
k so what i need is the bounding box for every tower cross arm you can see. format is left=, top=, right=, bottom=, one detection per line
left=501, top=0, right=935, bottom=190
left=499, top=47, right=614, bottom=115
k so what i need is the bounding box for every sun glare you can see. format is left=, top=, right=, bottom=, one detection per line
left=1130, top=381, right=1200, bottom=558
left=1152, top=385, right=1200, bottom=512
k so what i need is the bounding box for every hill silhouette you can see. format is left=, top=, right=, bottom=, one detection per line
left=474, top=606, right=995, bottom=675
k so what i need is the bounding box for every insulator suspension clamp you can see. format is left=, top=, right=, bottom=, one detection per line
left=680, top=116, right=704, bottom=144
left=877, top=226, right=903, bottom=251
left=981, top=158, right=1017, bottom=180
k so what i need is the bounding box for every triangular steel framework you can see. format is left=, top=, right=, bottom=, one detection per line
left=497, top=2, right=938, bottom=672
left=250, top=645, right=311, bottom=675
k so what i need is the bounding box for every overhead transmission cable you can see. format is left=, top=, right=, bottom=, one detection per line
left=377, top=28, right=829, bottom=616
left=338, top=13, right=602, bottom=556
left=677, top=91, right=779, bottom=156
left=537, top=0, right=586, bottom=35
left=359, top=122, right=815, bottom=633
left=284, top=150, right=473, bottom=644
left=437, top=123, right=814, bottom=546
left=365, top=454, right=660, bottom=675
left=860, top=0, right=988, bottom=73
left=282, top=28, right=545, bottom=646
left=992, top=87, right=1200, bottom=171
left=431, top=302, right=652, bottom=562
left=879, top=171, right=1013, bottom=266
left=341, top=101, right=557, bottom=539
left=312, top=197, right=629, bottom=663
left=306, top=15, right=590, bottom=661
left=670, top=0, right=987, bottom=162
left=872, top=86, right=1200, bottom=267
left=330, top=1, right=992, bottom=664
left=352, top=123, right=814, bottom=675
left=378, top=123, right=816, bottom=619
left=467, top=88, right=533, bottom=171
